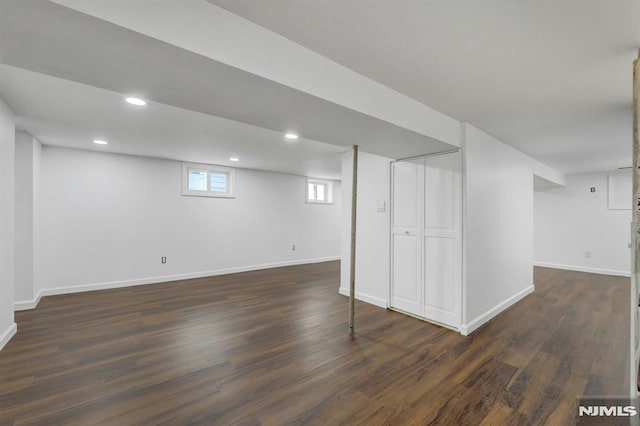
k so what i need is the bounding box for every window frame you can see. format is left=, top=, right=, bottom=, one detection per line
left=181, top=162, right=235, bottom=198
left=306, top=178, right=333, bottom=204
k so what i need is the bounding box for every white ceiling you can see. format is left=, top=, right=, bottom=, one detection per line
left=1, top=0, right=637, bottom=176
left=211, top=0, right=640, bottom=173
left=0, top=65, right=345, bottom=178
left=0, top=0, right=460, bottom=180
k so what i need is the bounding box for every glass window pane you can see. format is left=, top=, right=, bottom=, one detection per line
left=188, top=170, right=207, bottom=191
left=210, top=172, right=228, bottom=192
left=317, top=184, right=326, bottom=201
left=308, top=183, right=316, bottom=201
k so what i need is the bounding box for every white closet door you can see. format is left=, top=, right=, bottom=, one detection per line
left=390, top=159, right=423, bottom=317
left=422, top=152, right=461, bottom=328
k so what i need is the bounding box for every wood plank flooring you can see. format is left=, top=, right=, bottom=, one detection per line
left=0, top=262, right=630, bottom=425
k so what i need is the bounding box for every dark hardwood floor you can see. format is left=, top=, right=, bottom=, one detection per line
left=0, top=262, right=630, bottom=425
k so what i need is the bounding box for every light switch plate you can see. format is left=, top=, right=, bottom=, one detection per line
left=376, top=201, right=386, bottom=212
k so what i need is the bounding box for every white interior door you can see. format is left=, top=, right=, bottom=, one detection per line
left=423, top=152, right=461, bottom=328
left=390, top=151, right=461, bottom=329
left=390, top=159, right=423, bottom=317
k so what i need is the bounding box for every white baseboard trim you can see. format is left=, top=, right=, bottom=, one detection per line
left=17, top=256, right=341, bottom=310
left=338, top=287, right=388, bottom=309
left=459, top=284, right=534, bottom=336
left=0, top=322, right=17, bottom=351
left=14, top=291, right=43, bottom=311
left=533, top=261, right=630, bottom=277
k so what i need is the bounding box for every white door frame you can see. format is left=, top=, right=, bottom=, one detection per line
left=389, top=149, right=463, bottom=330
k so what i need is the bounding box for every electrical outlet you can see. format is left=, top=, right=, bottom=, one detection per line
left=584, top=251, right=592, bottom=258
left=292, top=244, right=296, bottom=251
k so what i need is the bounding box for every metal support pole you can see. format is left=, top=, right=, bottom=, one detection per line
left=349, top=145, right=358, bottom=338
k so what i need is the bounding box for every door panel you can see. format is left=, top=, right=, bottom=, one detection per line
left=423, top=152, right=460, bottom=328
left=423, top=236, right=458, bottom=325
left=392, top=161, right=419, bottom=229
left=390, top=160, right=423, bottom=317
left=391, top=234, right=421, bottom=315
left=390, top=152, right=460, bottom=327
left=425, top=155, right=457, bottom=234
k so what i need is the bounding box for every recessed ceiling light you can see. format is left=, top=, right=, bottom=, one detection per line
left=125, top=97, right=147, bottom=106
left=285, top=132, right=299, bottom=140
left=93, top=139, right=108, bottom=145
left=229, top=157, right=240, bottom=162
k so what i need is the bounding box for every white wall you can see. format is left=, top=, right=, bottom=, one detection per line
left=14, top=132, right=41, bottom=307
left=533, top=159, right=566, bottom=188
left=340, top=150, right=391, bottom=308
left=0, top=96, right=16, bottom=350
left=37, top=146, right=341, bottom=295
left=535, top=171, right=631, bottom=276
left=462, top=124, right=541, bottom=334
left=33, top=135, right=41, bottom=295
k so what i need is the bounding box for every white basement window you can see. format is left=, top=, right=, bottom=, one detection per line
left=182, top=163, right=235, bottom=198
left=306, top=178, right=333, bottom=204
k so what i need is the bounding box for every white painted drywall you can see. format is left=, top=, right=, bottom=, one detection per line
left=33, top=136, right=41, bottom=295
left=51, top=0, right=461, bottom=148
left=535, top=171, right=631, bottom=276
left=14, top=132, right=41, bottom=304
left=38, top=146, right=341, bottom=292
left=533, top=161, right=565, bottom=187
left=340, top=150, right=391, bottom=308
left=463, top=124, right=538, bottom=332
left=0, top=96, right=16, bottom=350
